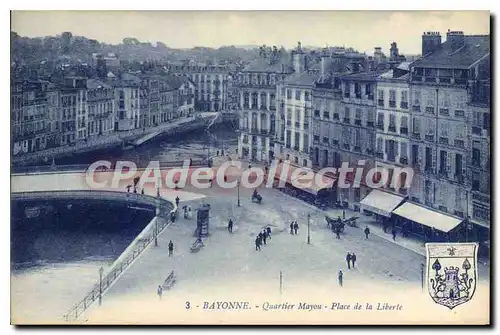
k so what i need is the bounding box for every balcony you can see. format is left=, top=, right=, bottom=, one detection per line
left=425, top=76, right=436, bottom=83
left=367, top=121, right=374, bottom=128
left=454, top=139, right=465, bottom=148
left=472, top=159, right=481, bottom=168
left=270, top=106, right=276, bottom=111
left=425, top=107, right=435, bottom=114
left=314, top=110, right=320, bottom=117
left=377, top=99, right=384, bottom=107
left=293, top=145, right=299, bottom=151
left=251, top=104, right=258, bottom=109
left=400, top=102, right=408, bottom=109
left=425, top=134, right=434, bottom=142
left=242, top=138, right=248, bottom=144
left=439, top=108, right=450, bottom=116
left=260, top=129, right=268, bottom=135
left=412, top=105, right=421, bottom=112
left=455, top=78, right=467, bottom=85
left=376, top=152, right=384, bottom=159
left=399, top=157, right=408, bottom=165
left=412, top=133, right=421, bottom=140
left=439, top=77, right=452, bottom=84
left=323, top=112, right=330, bottom=119
left=412, top=76, right=423, bottom=82
left=332, top=139, right=339, bottom=146
left=472, top=126, right=482, bottom=136
left=438, top=170, right=449, bottom=179
left=333, top=113, right=340, bottom=120
left=387, top=155, right=396, bottom=163
left=472, top=192, right=490, bottom=204
left=389, top=101, right=396, bottom=108
left=368, top=94, right=374, bottom=100
left=455, top=173, right=465, bottom=184
left=304, top=122, right=309, bottom=129
left=354, top=119, right=362, bottom=126
left=439, top=137, right=449, bottom=145
left=344, top=92, right=350, bottom=98
left=376, top=123, right=384, bottom=131
left=343, top=118, right=350, bottom=124
left=355, top=93, right=362, bottom=99
left=388, top=125, right=397, bottom=133
left=343, top=143, right=350, bottom=150
left=260, top=105, right=267, bottom=111
left=353, top=146, right=361, bottom=152
left=400, top=127, right=408, bottom=135
left=295, top=121, right=301, bottom=128
left=366, top=148, right=374, bottom=155
left=286, top=121, right=292, bottom=126
left=313, top=136, right=320, bottom=144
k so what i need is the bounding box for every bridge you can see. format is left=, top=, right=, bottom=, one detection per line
left=11, top=168, right=211, bottom=322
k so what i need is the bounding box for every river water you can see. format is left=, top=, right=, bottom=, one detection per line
left=11, top=124, right=239, bottom=324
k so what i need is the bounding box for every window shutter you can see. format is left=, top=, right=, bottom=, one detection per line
left=446, top=152, right=451, bottom=173
left=385, top=140, right=389, bottom=154
left=395, top=141, right=399, bottom=156
left=418, top=145, right=423, bottom=167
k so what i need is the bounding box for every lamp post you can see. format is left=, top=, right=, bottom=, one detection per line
left=154, top=218, right=159, bottom=247
left=99, top=266, right=104, bottom=306
left=237, top=179, right=241, bottom=207
left=307, top=213, right=311, bottom=245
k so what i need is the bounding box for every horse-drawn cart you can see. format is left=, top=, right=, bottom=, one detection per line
left=162, top=271, right=176, bottom=290
left=325, top=215, right=359, bottom=233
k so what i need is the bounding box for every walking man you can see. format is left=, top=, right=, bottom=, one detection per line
left=175, top=196, right=180, bottom=207
left=266, top=226, right=272, bottom=240
left=364, top=226, right=370, bottom=239
left=255, top=236, right=261, bottom=251
left=351, top=253, right=357, bottom=268
left=262, top=230, right=267, bottom=245
left=168, top=240, right=174, bottom=257
left=392, top=228, right=397, bottom=241
left=293, top=221, right=299, bottom=235
left=228, top=219, right=233, bottom=233
left=157, top=285, right=163, bottom=300
left=290, top=222, right=294, bottom=235
left=346, top=252, right=352, bottom=270
left=338, top=270, right=343, bottom=287
left=335, top=226, right=341, bottom=239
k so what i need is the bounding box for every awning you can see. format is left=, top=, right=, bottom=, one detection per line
left=272, top=163, right=337, bottom=195
left=393, top=202, right=463, bottom=233
left=359, top=189, right=406, bottom=218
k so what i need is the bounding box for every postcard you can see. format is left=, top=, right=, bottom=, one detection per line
left=10, top=10, right=490, bottom=325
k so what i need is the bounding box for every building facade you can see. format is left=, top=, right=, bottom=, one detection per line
left=236, top=46, right=293, bottom=163
left=87, top=79, right=115, bottom=138
left=114, top=74, right=141, bottom=131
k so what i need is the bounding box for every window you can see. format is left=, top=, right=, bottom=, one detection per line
left=378, top=90, right=384, bottom=106
left=413, top=117, right=420, bottom=133
left=414, top=91, right=421, bottom=105
left=389, top=114, right=396, bottom=126
left=400, top=142, right=408, bottom=158
left=295, top=90, right=301, bottom=100
left=377, top=112, right=384, bottom=125
left=286, top=89, right=292, bottom=99
left=305, top=92, right=310, bottom=101
left=389, top=90, right=396, bottom=102
left=355, top=108, right=361, bottom=120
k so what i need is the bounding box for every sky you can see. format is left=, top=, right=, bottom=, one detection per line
left=11, top=11, right=490, bottom=55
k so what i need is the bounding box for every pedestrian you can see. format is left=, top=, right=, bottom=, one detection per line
left=157, top=285, right=163, bottom=299
left=342, top=209, right=346, bottom=220
left=221, top=149, right=224, bottom=156
left=335, top=227, right=341, bottom=239
left=217, top=150, right=219, bottom=157
left=338, top=270, right=343, bottom=287
left=351, top=253, right=357, bottom=268
left=141, top=188, right=145, bottom=195
left=209, top=178, right=213, bottom=188
left=266, top=226, right=272, bottom=240
left=293, top=221, right=299, bottom=235
left=383, top=222, right=388, bottom=233
left=262, top=230, right=267, bottom=245
left=168, top=240, right=174, bottom=257
left=248, top=164, right=252, bottom=169
left=228, top=219, right=233, bottom=233
left=364, top=226, right=370, bottom=239
left=392, top=228, right=397, bottom=241
left=255, top=236, right=261, bottom=251
left=290, top=222, right=294, bottom=235
left=346, top=253, right=351, bottom=270
left=175, top=196, right=180, bottom=207
left=264, top=165, right=269, bottom=175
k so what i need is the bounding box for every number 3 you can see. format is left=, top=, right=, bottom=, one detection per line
left=185, top=301, right=191, bottom=310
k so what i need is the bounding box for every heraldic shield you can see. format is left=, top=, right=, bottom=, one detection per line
left=426, top=243, right=478, bottom=309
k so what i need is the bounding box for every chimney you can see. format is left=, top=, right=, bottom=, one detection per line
left=421, top=31, right=442, bottom=56
left=291, top=41, right=305, bottom=73
left=320, top=49, right=333, bottom=77
left=390, top=42, right=399, bottom=61
left=447, top=30, right=465, bottom=51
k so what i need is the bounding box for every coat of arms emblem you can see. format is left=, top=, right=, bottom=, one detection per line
left=426, top=243, right=478, bottom=309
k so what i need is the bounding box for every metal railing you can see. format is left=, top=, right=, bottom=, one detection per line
left=62, top=206, right=174, bottom=322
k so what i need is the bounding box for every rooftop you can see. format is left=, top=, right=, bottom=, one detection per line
left=242, top=56, right=294, bottom=73
left=87, top=79, right=112, bottom=90
left=411, top=35, right=490, bottom=69
left=283, top=70, right=320, bottom=87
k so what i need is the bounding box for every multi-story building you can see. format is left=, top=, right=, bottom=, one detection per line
left=87, top=79, right=115, bottom=138
left=11, top=79, right=24, bottom=155
left=166, top=75, right=196, bottom=118
left=404, top=31, right=490, bottom=240
left=169, top=62, right=233, bottom=112
left=45, top=81, right=61, bottom=148
left=18, top=80, right=49, bottom=153
left=159, top=78, right=175, bottom=123
left=237, top=46, right=293, bottom=162
left=279, top=44, right=318, bottom=167
left=64, top=77, right=88, bottom=142
left=113, top=73, right=141, bottom=131
left=375, top=63, right=411, bottom=195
